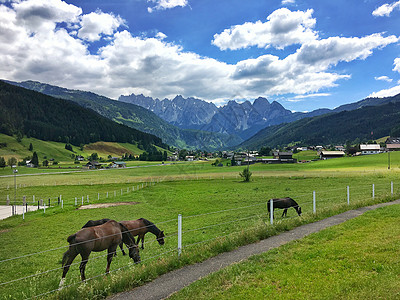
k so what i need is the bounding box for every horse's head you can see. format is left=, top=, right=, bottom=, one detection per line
left=128, top=242, right=141, bottom=263
left=296, top=206, right=302, bottom=216
left=157, top=230, right=165, bottom=246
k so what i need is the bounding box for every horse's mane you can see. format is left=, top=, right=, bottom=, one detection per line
left=119, top=223, right=136, bottom=245
left=139, top=218, right=160, bottom=235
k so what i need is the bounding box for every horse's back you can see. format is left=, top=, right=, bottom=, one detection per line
left=75, top=220, right=122, bottom=251
left=120, top=219, right=147, bottom=236
left=268, top=197, right=298, bottom=209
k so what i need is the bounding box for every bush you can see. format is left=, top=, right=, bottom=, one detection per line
left=239, top=167, right=252, bottom=182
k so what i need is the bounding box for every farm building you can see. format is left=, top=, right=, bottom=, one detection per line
left=319, top=150, right=345, bottom=159
left=259, top=151, right=297, bottom=164
left=109, top=161, right=126, bottom=168
left=85, top=161, right=102, bottom=169
left=360, top=144, right=382, bottom=155
left=386, top=137, right=400, bottom=151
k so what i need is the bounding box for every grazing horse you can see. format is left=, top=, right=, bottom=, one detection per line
left=267, top=197, right=302, bottom=218
left=81, top=218, right=111, bottom=228
left=59, top=220, right=140, bottom=287
left=119, top=218, right=165, bottom=253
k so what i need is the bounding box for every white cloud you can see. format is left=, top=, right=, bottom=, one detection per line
left=212, top=8, right=317, bottom=51
left=372, top=1, right=400, bottom=17
left=78, top=10, right=125, bottom=41
left=0, top=4, right=398, bottom=104
left=393, top=57, right=400, bottom=72
left=147, top=0, right=188, bottom=13
left=374, top=75, right=393, bottom=82
left=282, top=0, right=295, bottom=5
left=368, top=85, right=400, bottom=98
left=293, top=93, right=331, bottom=99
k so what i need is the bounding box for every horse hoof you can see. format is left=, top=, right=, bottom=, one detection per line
left=59, top=278, right=65, bottom=289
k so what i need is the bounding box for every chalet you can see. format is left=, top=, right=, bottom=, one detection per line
left=110, top=161, right=126, bottom=168
left=25, top=160, right=34, bottom=168
left=267, top=151, right=297, bottom=163
left=185, top=156, right=195, bottom=161
left=360, top=144, right=381, bottom=155
left=386, top=137, right=400, bottom=151
left=85, top=161, right=101, bottom=169
left=76, top=155, right=84, bottom=161
left=319, top=150, right=345, bottom=160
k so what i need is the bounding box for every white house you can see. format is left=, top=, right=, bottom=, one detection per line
left=360, top=144, right=381, bottom=155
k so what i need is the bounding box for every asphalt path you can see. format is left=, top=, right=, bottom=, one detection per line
left=108, top=199, right=400, bottom=300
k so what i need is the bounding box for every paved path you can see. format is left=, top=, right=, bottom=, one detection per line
left=0, top=205, right=44, bottom=220
left=108, top=199, right=400, bottom=300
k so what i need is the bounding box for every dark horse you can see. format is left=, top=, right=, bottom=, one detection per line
left=267, top=197, right=302, bottom=218
left=59, top=220, right=140, bottom=287
left=119, top=218, right=165, bottom=253
left=81, top=218, right=111, bottom=228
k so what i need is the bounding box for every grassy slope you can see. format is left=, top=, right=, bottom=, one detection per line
left=171, top=204, right=400, bottom=299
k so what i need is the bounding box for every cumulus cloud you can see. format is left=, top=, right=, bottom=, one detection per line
left=78, top=10, right=126, bottom=41
left=282, top=0, right=295, bottom=5
left=374, top=75, right=393, bottom=82
left=212, top=8, right=317, bottom=50
left=368, top=85, right=400, bottom=98
left=372, top=1, right=400, bottom=17
left=393, top=57, right=400, bottom=72
left=0, top=3, right=398, bottom=103
left=147, top=0, right=188, bottom=13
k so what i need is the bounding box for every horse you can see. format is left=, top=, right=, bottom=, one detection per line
left=81, top=218, right=111, bottom=228
left=59, top=220, right=140, bottom=287
left=267, top=197, right=302, bottom=218
left=119, top=218, right=165, bottom=254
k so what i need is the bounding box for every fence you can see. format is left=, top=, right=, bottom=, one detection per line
left=0, top=180, right=398, bottom=299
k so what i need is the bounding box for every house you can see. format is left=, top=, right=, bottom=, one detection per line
left=85, top=161, right=102, bottom=169
left=269, top=151, right=297, bottom=163
left=386, top=137, right=400, bottom=151
left=110, top=161, right=126, bottom=168
left=319, top=150, right=345, bottom=159
left=26, top=160, right=34, bottom=168
left=360, top=144, right=381, bottom=155
left=334, top=145, right=345, bottom=151
left=76, top=155, right=84, bottom=161
left=185, top=156, right=195, bottom=161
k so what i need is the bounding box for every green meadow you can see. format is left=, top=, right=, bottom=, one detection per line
left=0, top=151, right=399, bottom=299
left=170, top=204, right=400, bottom=300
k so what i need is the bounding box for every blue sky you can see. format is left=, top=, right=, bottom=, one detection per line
left=1, top=0, right=400, bottom=112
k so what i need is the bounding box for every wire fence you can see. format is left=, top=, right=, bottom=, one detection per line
left=0, top=179, right=398, bottom=299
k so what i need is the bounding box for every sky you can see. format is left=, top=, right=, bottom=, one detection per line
left=1, top=0, right=400, bottom=112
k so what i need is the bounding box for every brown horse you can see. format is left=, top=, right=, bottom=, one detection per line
left=59, top=220, right=140, bottom=287
left=119, top=218, right=165, bottom=254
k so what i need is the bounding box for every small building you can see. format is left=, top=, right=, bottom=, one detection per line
left=76, top=155, right=84, bottom=161
left=110, top=161, right=126, bottom=168
left=360, top=144, right=381, bottom=155
left=26, top=160, right=34, bottom=168
left=85, top=161, right=101, bottom=169
left=185, top=156, right=195, bottom=161
left=266, top=151, right=297, bottom=163
left=319, top=150, right=345, bottom=160
left=386, top=137, right=400, bottom=151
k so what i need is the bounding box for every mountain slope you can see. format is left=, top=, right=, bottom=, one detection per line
left=240, top=98, right=400, bottom=149
left=8, top=80, right=241, bottom=150
left=0, top=80, right=165, bottom=148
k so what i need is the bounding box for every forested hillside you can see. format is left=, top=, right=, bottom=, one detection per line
left=240, top=99, right=400, bottom=149
left=0, top=81, right=166, bottom=148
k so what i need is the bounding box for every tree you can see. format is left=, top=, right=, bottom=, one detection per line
left=90, top=152, right=99, bottom=161
left=31, top=152, right=39, bottom=167
left=29, top=143, right=33, bottom=151
left=7, top=157, right=17, bottom=168
left=42, top=160, right=49, bottom=167
left=0, top=157, right=5, bottom=168
left=65, top=143, right=73, bottom=151
left=239, top=167, right=252, bottom=182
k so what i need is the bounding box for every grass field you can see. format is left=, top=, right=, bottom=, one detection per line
left=170, top=204, right=400, bottom=299
left=0, top=152, right=399, bottom=299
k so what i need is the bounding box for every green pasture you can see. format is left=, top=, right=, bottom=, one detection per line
left=171, top=204, right=400, bottom=300
left=0, top=153, right=399, bottom=299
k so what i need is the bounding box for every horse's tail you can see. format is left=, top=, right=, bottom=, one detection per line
left=62, top=234, right=77, bottom=266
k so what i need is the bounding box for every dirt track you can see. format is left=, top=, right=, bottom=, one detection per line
left=108, top=199, right=400, bottom=300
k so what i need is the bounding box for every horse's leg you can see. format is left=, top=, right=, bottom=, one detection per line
left=139, top=234, right=145, bottom=249
left=106, top=246, right=117, bottom=274
left=79, top=252, right=90, bottom=282
left=59, top=251, right=78, bottom=287
left=282, top=209, right=287, bottom=217
left=119, top=241, right=126, bottom=256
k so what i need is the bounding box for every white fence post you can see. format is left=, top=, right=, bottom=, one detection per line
left=75, top=197, right=77, bottom=206
left=61, top=200, right=63, bottom=209
left=347, top=186, right=350, bottom=205
left=87, top=195, right=89, bottom=203
left=372, top=184, right=375, bottom=200
left=313, top=191, right=316, bottom=214
left=81, top=196, right=84, bottom=205
left=391, top=181, right=394, bottom=196
left=98, top=193, right=100, bottom=200
left=270, top=199, right=274, bottom=225
left=178, top=214, right=182, bottom=257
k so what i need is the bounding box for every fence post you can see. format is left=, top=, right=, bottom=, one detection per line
left=87, top=195, right=89, bottom=203
left=6, top=195, right=9, bottom=205
left=98, top=193, right=100, bottom=200
left=107, top=192, right=109, bottom=198
left=347, top=186, right=350, bottom=205
left=313, top=191, right=316, bottom=214
left=391, top=181, right=394, bottom=196
left=372, top=184, right=375, bottom=200
left=43, top=203, right=46, bottom=214
left=75, top=197, right=77, bottom=206
left=61, top=200, right=63, bottom=209
left=178, top=214, right=182, bottom=257
left=82, top=196, right=84, bottom=205
left=270, top=199, right=274, bottom=225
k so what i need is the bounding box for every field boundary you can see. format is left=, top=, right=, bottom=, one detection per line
left=108, top=199, right=400, bottom=300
